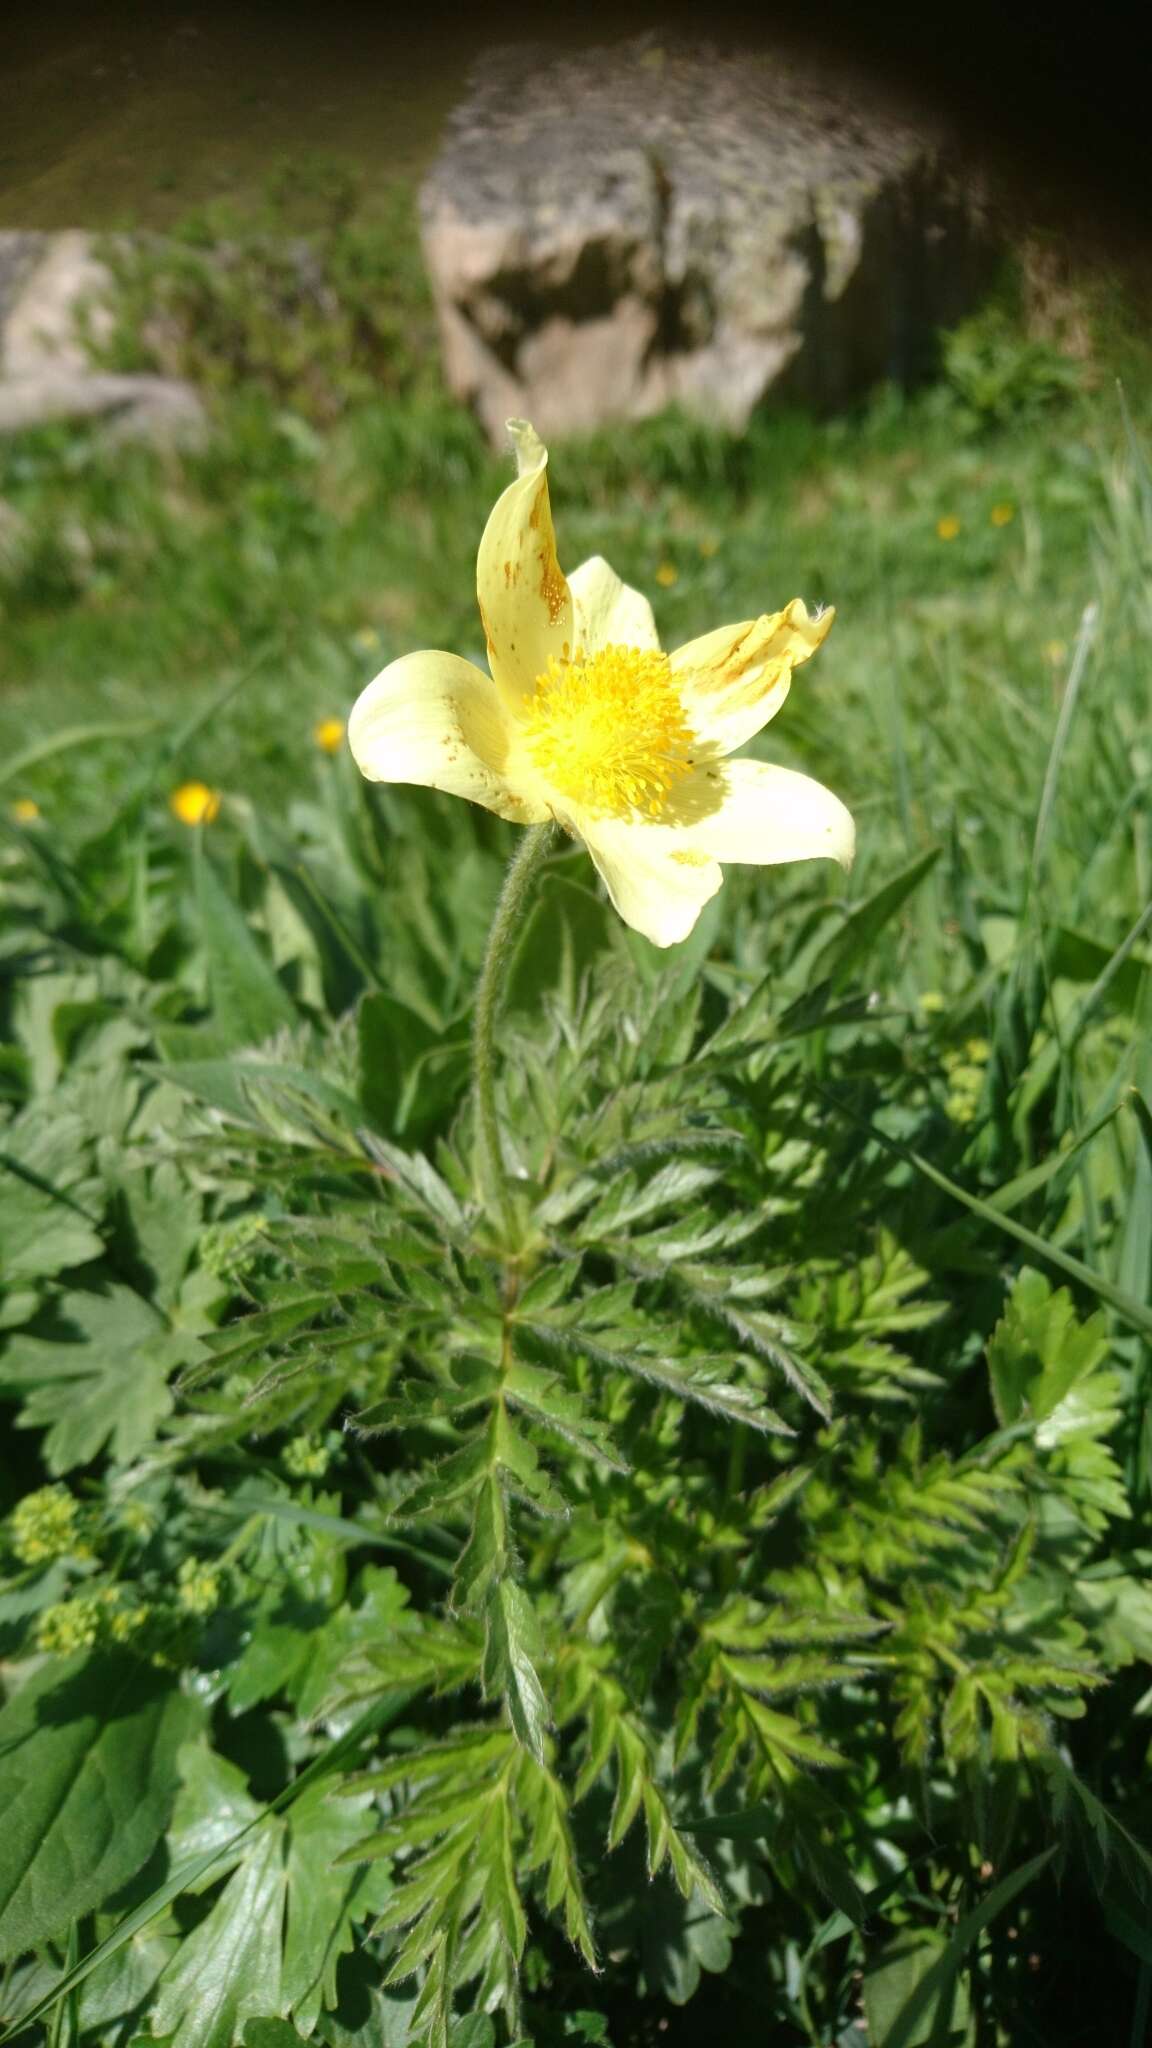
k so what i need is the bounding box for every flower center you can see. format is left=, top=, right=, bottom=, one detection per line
left=521, top=644, right=697, bottom=819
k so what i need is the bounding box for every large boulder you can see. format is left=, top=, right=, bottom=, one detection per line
left=420, top=36, right=998, bottom=443
left=0, top=230, right=207, bottom=445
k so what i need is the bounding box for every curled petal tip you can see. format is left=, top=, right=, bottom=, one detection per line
left=506, top=417, right=546, bottom=478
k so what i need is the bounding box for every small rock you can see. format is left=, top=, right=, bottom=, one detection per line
left=0, top=372, right=207, bottom=447
left=1, top=230, right=115, bottom=379
left=421, top=35, right=998, bottom=442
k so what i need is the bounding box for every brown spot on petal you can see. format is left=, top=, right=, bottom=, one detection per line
left=540, top=546, right=568, bottom=625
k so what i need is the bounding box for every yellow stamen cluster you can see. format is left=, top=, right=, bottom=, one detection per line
left=522, top=644, right=696, bottom=819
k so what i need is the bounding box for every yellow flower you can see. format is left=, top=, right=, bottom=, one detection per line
left=936, top=515, right=961, bottom=541
left=990, top=502, right=1015, bottom=528
left=169, top=781, right=221, bottom=826
left=353, top=626, right=383, bottom=655
left=348, top=420, right=853, bottom=947
left=698, top=537, right=719, bottom=559
left=655, top=560, right=679, bottom=587
left=11, top=797, right=40, bottom=823
left=314, top=716, right=346, bottom=754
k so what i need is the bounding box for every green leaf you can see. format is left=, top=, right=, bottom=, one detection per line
left=811, top=845, right=942, bottom=991
left=79, top=1919, right=178, bottom=2031
left=506, top=871, right=612, bottom=1014
left=245, top=2025, right=310, bottom=2048
left=0, top=1284, right=194, bottom=1473
left=864, top=1929, right=974, bottom=2048
left=482, top=1579, right=549, bottom=1762
left=282, top=1783, right=394, bottom=2029
left=871, top=1850, right=1055, bottom=2048
left=988, top=1267, right=1109, bottom=1428
left=0, top=1107, right=103, bottom=1288
left=816, top=1085, right=1152, bottom=1345
left=0, top=1694, right=412, bottom=2044
left=150, top=1821, right=287, bottom=2048
left=195, top=854, right=298, bottom=1048
left=0, top=1652, right=202, bottom=1961
left=358, top=992, right=469, bottom=1144
left=167, top=1744, right=264, bottom=1881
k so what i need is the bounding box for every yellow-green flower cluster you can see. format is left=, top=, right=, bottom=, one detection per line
left=117, top=1498, right=158, bottom=1545
left=282, top=1435, right=333, bottom=1478
left=200, top=1211, right=268, bottom=1277
left=36, top=1586, right=150, bottom=1655
left=176, top=1556, right=224, bottom=1617
left=943, top=1037, right=992, bottom=1125
left=8, top=1484, right=83, bottom=1566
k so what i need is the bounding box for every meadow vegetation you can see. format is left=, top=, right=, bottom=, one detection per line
left=1, top=175, right=1150, bottom=2048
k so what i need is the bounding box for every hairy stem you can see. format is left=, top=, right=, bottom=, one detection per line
left=472, top=822, right=556, bottom=1237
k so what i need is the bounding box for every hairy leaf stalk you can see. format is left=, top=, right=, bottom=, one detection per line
left=471, top=822, right=556, bottom=1236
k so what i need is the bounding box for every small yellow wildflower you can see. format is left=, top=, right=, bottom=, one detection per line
left=9, top=1484, right=81, bottom=1566
left=352, top=626, right=383, bottom=655
left=170, top=781, right=221, bottom=827
left=283, top=1435, right=332, bottom=1478
left=919, top=991, right=947, bottom=1015
left=936, top=515, right=961, bottom=542
left=654, top=561, right=679, bottom=588
left=314, top=716, right=346, bottom=754
left=990, top=502, right=1015, bottom=528
left=348, top=420, right=853, bottom=947
left=698, top=537, right=719, bottom=559
left=37, top=1595, right=105, bottom=1656
left=177, top=1557, right=224, bottom=1617
left=11, top=797, right=40, bottom=823
left=117, top=1499, right=156, bottom=1544
left=107, top=1598, right=151, bottom=1643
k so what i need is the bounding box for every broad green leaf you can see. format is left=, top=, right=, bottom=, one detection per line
left=864, top=1929, right=974, bottom=2048
left=79, top=1919, right=178, bottom=2031
left=0, top=1284, right=194, bottom=1473
left=150, top=1822, right=287, bottom=2048
left=0, top=1652, right=202, bottom=1961
left=195, top=854, right=298, bottom=1048
left=358, top=991, right=469, bottom=1144
left=245, top=2025, right=310, bottom=2048
left=0, top=1107, right=103, bottom=1287
left=281, top=1782, right=394, bottom=2030
left=0, top=1694, right=414, bottom=2044
left=161, top=1058, right=363, bottom=1134
left=167, top=1744, right=264, bottom=1880
left=506, top=871, right=611, bottom=1014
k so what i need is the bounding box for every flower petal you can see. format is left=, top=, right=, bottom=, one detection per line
left=476, top=420, right=574, bottom=699
left=348, top=650, right=549, bottom=821
left=671, top=600, right=834, bottom=755
left=577, top=813, right=723, bottom=948
left=568, top=555, right=660, bottom=655
left=668, top=757, right=855, bottom=869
